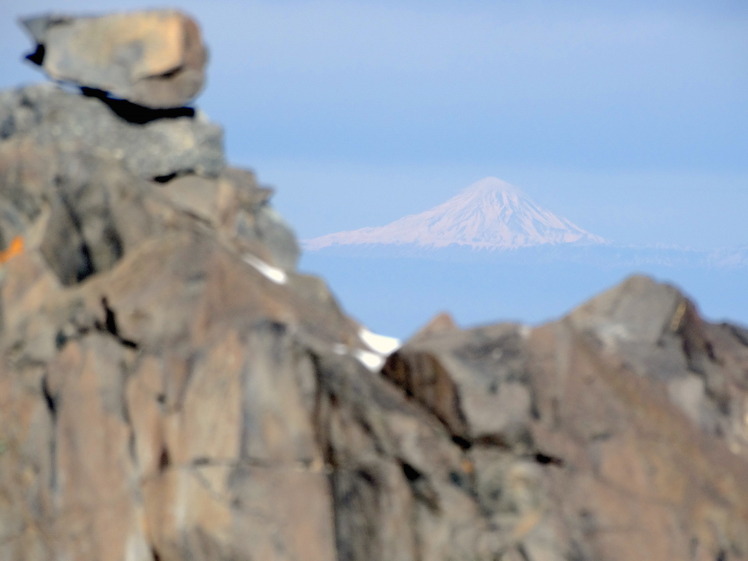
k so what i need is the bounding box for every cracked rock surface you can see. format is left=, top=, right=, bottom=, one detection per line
left=381, top=279, right=748, bottom=561
left=1, top=9, right=748, bottom=561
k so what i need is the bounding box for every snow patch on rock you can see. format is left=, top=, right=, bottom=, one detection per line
left=242, top=253, right=288, bottom=284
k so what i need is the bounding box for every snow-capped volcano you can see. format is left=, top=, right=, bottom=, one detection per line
left=305, top=177, right=606, bottom=250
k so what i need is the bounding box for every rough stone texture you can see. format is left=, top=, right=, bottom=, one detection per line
left=2, top=9, right=748, bottom=561
left=0, top=104, right=352, bottom=561
left=0, top=138, right=295, bottom=280
left=378, top=276, right=748, bottom=561
left=0, top=83, right=224, bottom=180
left=22, top=10, right=207, bottom=109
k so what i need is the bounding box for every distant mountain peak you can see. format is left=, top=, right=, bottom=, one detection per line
left=462, top=176, right=522, bottom=195
left=305, top=177, right=606, bottom=251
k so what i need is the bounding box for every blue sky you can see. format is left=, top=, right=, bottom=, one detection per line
left=2, top=0, right=747, bottom=249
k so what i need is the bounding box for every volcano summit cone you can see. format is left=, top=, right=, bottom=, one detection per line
left=306, top=177, right=606, bottom=250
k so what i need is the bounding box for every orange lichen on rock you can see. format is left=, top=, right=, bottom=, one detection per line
left=0, top=236, right=24, bottom=264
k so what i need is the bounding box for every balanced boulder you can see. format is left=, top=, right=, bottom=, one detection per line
left=21, top=10, right=207, bottom=108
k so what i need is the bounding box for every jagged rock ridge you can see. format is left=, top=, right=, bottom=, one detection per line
left=1, top=10, right=748, bottom=561
left=305, top=176, right=606, bottom=250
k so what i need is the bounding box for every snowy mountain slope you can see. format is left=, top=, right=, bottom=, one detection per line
left=305, top=177, right=606, bottom=250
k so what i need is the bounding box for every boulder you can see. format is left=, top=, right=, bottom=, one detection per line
left=21, top=10, right=207, bottom=109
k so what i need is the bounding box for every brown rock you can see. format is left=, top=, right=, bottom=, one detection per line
left=22, top=10, right=207, bottom=108
left=383, top=322, right=534, bottom=447
left=0, top=210, right=354, bottom=561
left=0, top=48, right=346, bottom=558
left=408, top=311, right=459, bottom=342
left=374, top=278, right=748, bottom=560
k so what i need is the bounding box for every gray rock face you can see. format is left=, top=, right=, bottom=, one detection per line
left=2, top=9, right=748, bottom=561
left=21, top=10, right=207, bottom=109
left=376, top=285, right=748, bottom=561
left=0, top=98, right=296, bottom=281
left=0, top=83, right=224, bottom=181
left=0, top=62, right=348, bottom=561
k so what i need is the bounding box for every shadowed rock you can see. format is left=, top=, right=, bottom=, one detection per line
left=0, top=83, right=224, bottom=181
left=374, top=279, right=748, bottom=561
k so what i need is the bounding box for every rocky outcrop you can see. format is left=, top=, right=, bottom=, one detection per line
left=1, top=10, right=748, bottom=561
left=380, top=276, right=748, bottom=560
left=0, top=83, right=223, bottom=182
